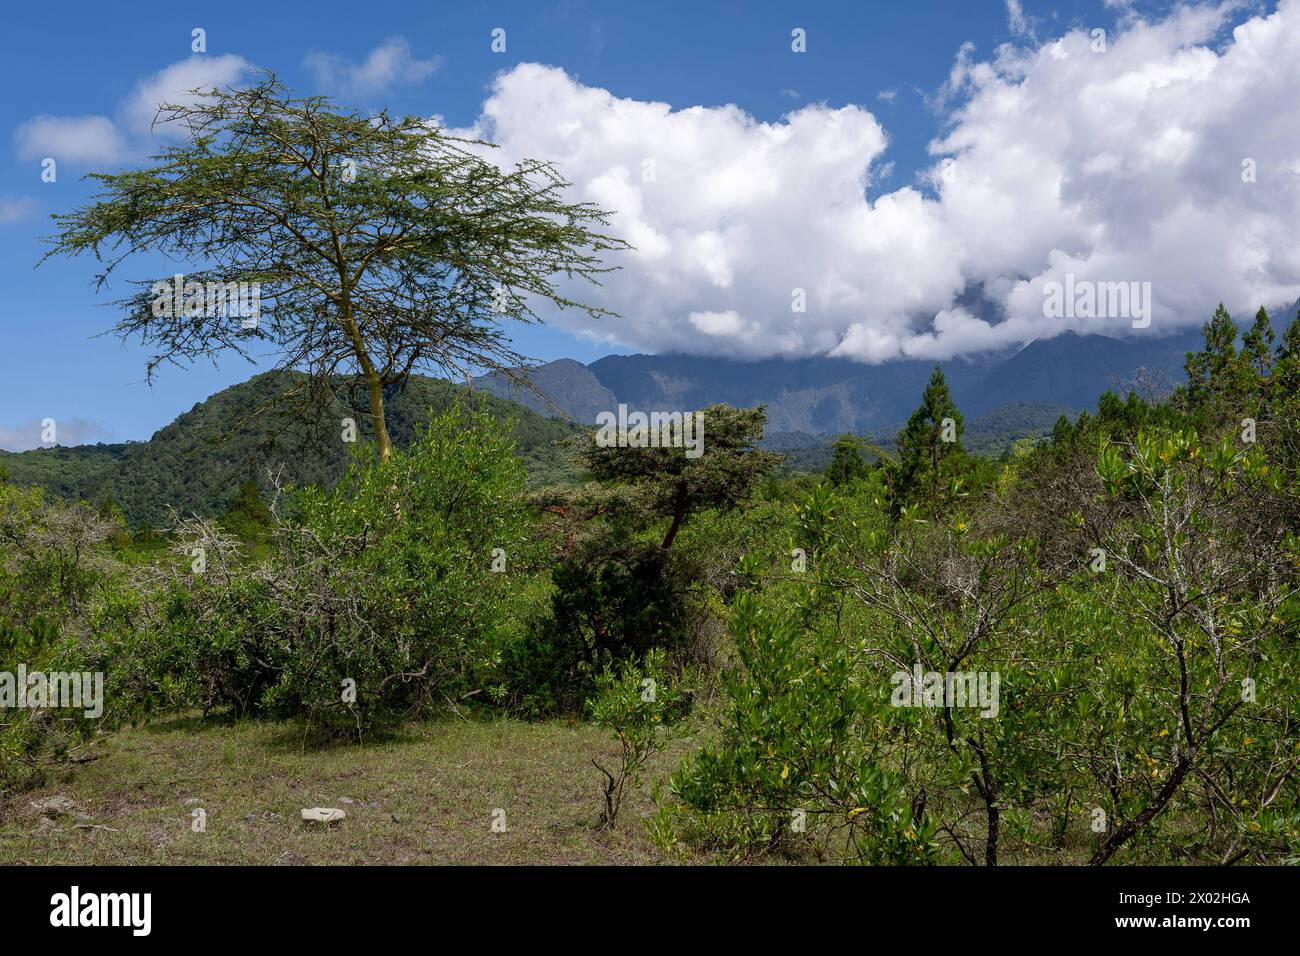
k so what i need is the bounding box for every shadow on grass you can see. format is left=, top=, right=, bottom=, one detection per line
left=140, top=711, right=240, bottom=734
left=258, top=720, right=433, bottom=755
left=139, top=708, right=451, bottom=755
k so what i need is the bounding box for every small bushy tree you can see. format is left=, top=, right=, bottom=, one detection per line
left=587, top=649, right=684, bottom=830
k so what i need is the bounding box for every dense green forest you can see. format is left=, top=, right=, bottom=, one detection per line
left=0, top=371, right=583, bottom=527
left=4, top=303, right=1298, bottom=866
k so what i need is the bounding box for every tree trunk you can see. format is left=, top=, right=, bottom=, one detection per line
left=660, top=488, right=688, bottom=555
left=984, top=802, right=999, bottom=866
left=363, top=368, right=394, bottom=462
left=339, top=301, right=393, bottom=461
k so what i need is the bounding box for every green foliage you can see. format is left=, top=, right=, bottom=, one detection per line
left=658, top=320, right=1300, bottom=865
left=668, top=590, right=938, bottom=863
left=510, top=404, right=782, bottom=717
left=104, top=405, right=537, bottom=735
left=43, top=72, right=627, bottom=461
left=504, top=549, right=684, bottom=717
left=217, top=480, right=272, bottom=544
left=7, top=288, right=1300, bottom=868
left=0, top=485, right=116, bottom=790
left=0, top=370, right=582, bottom=527
left=0, top=483, right=118, bottom=628
left=887, top=366, right=967, bottom=515
left=825, top=434, right=871, bottom=486
left=0, top=618, right=100, bottom=792
left=1181, top=303, right=1247, bottom=425
left=579, top=403, right=782, bottom=554
left=587, top=648, right=685, bottom=829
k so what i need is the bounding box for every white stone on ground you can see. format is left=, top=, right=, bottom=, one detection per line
left=301, top=807, right=345, bottom=824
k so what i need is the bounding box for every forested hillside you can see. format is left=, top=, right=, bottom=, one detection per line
left=1, top=371, right=1078, bottom=525
left=0, top=371, right=583, bottom=526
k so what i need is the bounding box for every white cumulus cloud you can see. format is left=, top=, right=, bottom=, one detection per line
left=451, top=0, right=1300, bottom=363
left=123, top=54, right=254, bottom=136
left=13, top=55, right=254, bottom=167
left=14, top=114, right=128, bottom=164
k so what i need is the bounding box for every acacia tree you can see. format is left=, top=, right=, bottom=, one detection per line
left=43, top=74, right=628, bottom=460
left=579, top=404, right=782, bottom=557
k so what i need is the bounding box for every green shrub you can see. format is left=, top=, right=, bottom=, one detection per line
left=504, top=548, right=685, bottom=717
left=666, top=590, right=938, bottom=863
left=587, top=648, right=686, bottom=829
left=106, top=404, right=539, bottom=736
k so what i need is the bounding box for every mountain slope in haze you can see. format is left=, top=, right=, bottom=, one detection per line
left=478, top=328, right=1208, bottom=434
left=1, top=371, right=583, bottom=527
left=970, top=331, right=1193, bottom=412
left=767, top=400, right=1076, bottom=472
left=474, top=358, right=618, bottom=424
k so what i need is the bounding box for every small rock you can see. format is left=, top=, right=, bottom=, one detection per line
left=338, top=797, right=356, bottom=805
left=301, top=807, right=345, bottom=825
left=29, top=796, right=75, bottom=818
left=182, top=797, right=203, bottom=806
left=262, top=811, right=283, bottom=822
left=37, top=817, right=57, bottom=830
left=274, top=851, right=308, bottom=866
left=390, top=813, right=401, bottom=823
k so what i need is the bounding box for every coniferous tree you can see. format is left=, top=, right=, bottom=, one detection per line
left=1241, top=306, right=1275, bottom=380
left=826, top=434, right=871, bottom=486
left=1239, top=306, right=1276, bottom=419
left=1181, top=303, right=1243, bottom=423
left=1272, top=313, right=1300, bottom=475
left=889, top=366, right=965, bottom=515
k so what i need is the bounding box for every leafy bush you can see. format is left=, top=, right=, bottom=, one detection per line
left=666, top=590, right=938, bottom=864
left=105, top=405, right=539, bottom=735
left=587, top=648, right=685, bottom=829
left=0, top=485, right=116, bottom=790
left=504, top=548, right=685, bottom=717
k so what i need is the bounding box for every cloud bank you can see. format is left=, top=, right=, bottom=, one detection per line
left=456, top=1, right=1300, bottom=362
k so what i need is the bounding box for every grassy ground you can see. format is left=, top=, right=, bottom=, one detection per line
left=0, top=715, right=696, bottom=865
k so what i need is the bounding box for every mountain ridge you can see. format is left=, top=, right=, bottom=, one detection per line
left=476, top=327, right=1210, bottom=433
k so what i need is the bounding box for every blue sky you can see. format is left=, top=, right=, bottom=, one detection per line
left=1, top=0, right=1293, bottom=447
